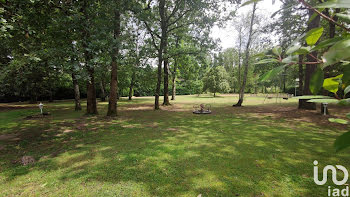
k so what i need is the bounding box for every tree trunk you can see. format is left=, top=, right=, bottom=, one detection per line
left=325, top=8, right=339, bottom=39
left=233, top=2, right=257, bottom=107
left=100, top=80, right=106, bottom=102
left=49, top=89, right=53, bottom=102
left=299, top=10, right=320, bottom=110
left=214, top=92, right=216, bottom=97
left=154, top=0, right=166, bottom=110
left=107, top=7, right=121, bottom=116
left=171, top=38, right=179, bottom=101
left=161, top=3, right=170, bottom=106
left=237, top=28, right=242, bottom=91
left=298, top=55, right=304, bottom=96
left=129, top=71, right=135, bottom=100
left=82, top=0, right=97, bottom=115
left=72, top=73, right=82, bottom=111
left=171, top=59, right=177, bottom=101
left=86, top=68, right=98, bottom=114
left=163, top=50, right=170, bottom=105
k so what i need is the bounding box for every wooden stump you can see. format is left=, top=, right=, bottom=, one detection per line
left=298, top=99, right=316, bottom=110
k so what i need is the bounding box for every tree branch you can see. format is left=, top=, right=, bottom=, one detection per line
left=143, top=21, right=160, bottom=52
left=298, top=0, right=350, bottom=32
left=167, top=8, right=192, bottom=29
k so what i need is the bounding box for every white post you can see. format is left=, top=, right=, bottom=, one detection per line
left=38, top=102, right=44, bottom=114
left=322, top=103, right=328, bottom=116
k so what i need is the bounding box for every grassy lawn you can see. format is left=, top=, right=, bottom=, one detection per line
left=0, top=94, right=349, bottom=196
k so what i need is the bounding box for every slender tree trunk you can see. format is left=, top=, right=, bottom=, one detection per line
left=129, top=71, right=135, bottom=100
left=163, top=42, right=170, bottom=105
left=325, top=8, right=339, bottom=39
left=171, top=37, right=179, bottom=101
left=107, top=7, right=121, bottom=116
left=298, top=55, right=304, bottom=96
left=299, top=10, right=320, bottom=110
left=100, top=80, right=106, bottom=102
left=171, top=58, right=177, bottom=100
left=283, top=69, right=286, bottom=93
left=214, top=92, right=216, bottom=97
left=233, top=2, right=257, bottom=107
left=72, top=73, right=82, bottom=111
left=237, top=28, right=242, bottom=91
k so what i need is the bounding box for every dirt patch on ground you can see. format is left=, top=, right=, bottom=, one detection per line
left=0, top=133, right=20, bottom=142
left=0, top=104, right=36, bottom=111
left=166, top=128, right=179, bottom=131
left=160, top=104, right=188, bottom=112
left=122, top=104, right=154, bottom=111
left=224, top=104, right=349, bottom=130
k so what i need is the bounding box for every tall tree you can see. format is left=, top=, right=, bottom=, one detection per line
left=107, top=1, right=121, bottom=116
left=298, top=9, right=320, bottom=110
left=233, top=2, right=257, bottom=107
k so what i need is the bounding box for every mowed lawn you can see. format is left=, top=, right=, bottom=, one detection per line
left=0, top=94, right=349, bottom=196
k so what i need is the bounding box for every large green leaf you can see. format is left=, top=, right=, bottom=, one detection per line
left=282, top=55, right=298, bottom=64
left=307, top=99, right=339, bottom=103
left=345, top=85, right=350, bottom=95
left=294, top=95, right=332, bottom=99
left=305, top=27, right=324, bottom=46
left=323, top=38, right=350, bottom=67
left=254, top=58, right=279, bottom=65
left=323, top=75, right=343, bottom=93
left=241, top=0, right=262, bottom=7
left=334, top=131, right=350, bottom=152
left=272, top=46, right=282, bottom=57
left=343, top=65, right=350, bottom=85
left=316, top=0, right=350, bottom=8
left=329, top=118, right=349, bottom=124
left=286, top=43, right=301, bottom=55
left=310, top=67, right=324, bottom=95
left=259, top=65, right=285, bottom=82
left=293, top=47, right=311, bottom=55
left=336, top=13, right=350, bottom=23
left=311, top=37, right=343, bottom=52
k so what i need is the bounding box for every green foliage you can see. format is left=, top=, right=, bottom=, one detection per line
left=259, top=65, right=285, bottom=82
left=203, top=66, right=230, bottom=95
left=307, top=98, right=339, bottom=103
left=336, top=13, right=350, bottom=23
left=309, top=67, right=324, bottom=95
left=305, top=27, right=324, bottom=46
left=316, top=0, right=350, bottom=8
left=335, top=131, right=350, bottom=152
left=330, top=118, right=349, bottom=124
left=295, top=95, right=332, bottom=99
left=323, top=74, right=342, bottom=94
left=254, top=58, right=279, bottom=65
left=323, top=38, right=350, bottom=67
left=272, top=46, right=282, bottom=57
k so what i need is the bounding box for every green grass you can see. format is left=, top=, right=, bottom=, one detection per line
left=0, top=94, right=348, bottom=196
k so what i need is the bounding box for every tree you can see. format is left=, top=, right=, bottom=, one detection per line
left=107, top=0, right=121, bottom=116
left=203, top=66, right=230, bottom=97
left=234, top=1, right=257, bottom=107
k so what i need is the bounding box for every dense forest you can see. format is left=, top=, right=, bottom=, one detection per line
left=0, top=0, right=349, bottom=113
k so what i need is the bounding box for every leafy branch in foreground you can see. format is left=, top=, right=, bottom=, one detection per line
left=255, top=0, right=350, bottom=152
